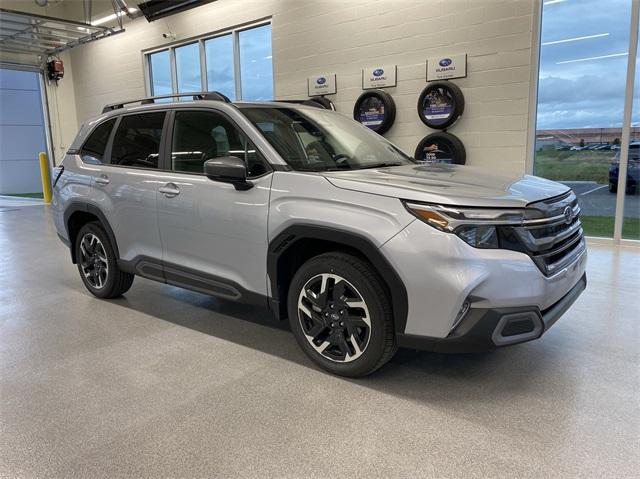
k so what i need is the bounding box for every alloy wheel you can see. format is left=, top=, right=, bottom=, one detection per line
left=79, top=233, right=109, bottom=289
left=297, top=273, right=371, bottom=363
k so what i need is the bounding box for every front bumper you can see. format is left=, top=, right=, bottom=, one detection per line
left=380, top=218, right=587, bottom=340
left=397, top=273, right=586, bottom=352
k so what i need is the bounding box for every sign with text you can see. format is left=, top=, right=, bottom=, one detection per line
left=427, top=54, right=467, bottom=81
left=308, top=73, right=337, bottom=96
left=362, top=65, right=397, bottom=89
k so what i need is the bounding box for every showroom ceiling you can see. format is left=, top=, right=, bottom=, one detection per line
left=0, top=7, right=123, bottom=58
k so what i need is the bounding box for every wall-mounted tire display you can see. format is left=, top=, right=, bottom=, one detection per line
left=417, top=81, right=464, bottom=129
left=353, top=89, right=396, bottom=135
left=414, top=132, right=466, bottom=165
left=306, top=96, right=336, bottom=110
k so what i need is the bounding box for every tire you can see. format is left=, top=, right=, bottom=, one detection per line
left=414, top=131, right=466, bottom=165
left=609, top=182, right=617, bottom=193
left=287, top=252, right=397, bottom=377
left=353, top=89, right=396, bottom=135
left=306, top=96, right=336, bottom=110
left=417, top=81, right=465, bottom=129
left=74, top=221, right=134, bottom=299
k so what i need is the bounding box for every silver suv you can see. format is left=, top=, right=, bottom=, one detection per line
left=52, top=93, right=587, bottom=377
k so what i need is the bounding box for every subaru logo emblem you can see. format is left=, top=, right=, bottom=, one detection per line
left=563, top=206, right=573, bottom=224
left=439, top=58, right=452, bottom=67
left=316, top=77, right=326, bottom=85
left=373, top=68, right=384, bottom=76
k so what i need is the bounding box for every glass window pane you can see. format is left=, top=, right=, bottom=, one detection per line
left=534, top=0, right=633, bottom=238
left=175, top=42, right=202, bottom=98
left=238, top=24, right=273, bottom=101
left=80, top=119, right=116, bottom=164
left=205, top=34, right=236, bottom=101
left=171, top=110, right=268, bottom=177
left=111, top=113, right=165, bottom=168
left=149, top=50, right=172, bottom=98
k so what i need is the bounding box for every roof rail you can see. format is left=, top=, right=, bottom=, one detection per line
left=102, top=91, right=231, bottom=113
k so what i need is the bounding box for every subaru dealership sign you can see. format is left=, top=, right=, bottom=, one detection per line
left=308, top=73, right=337, bottom=95
left=427, top=53, right=467, bottom=81
left=362, top=65, right=397, bottom=89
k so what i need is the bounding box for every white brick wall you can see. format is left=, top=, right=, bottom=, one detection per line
left=56, top=0, right=536, bottom=174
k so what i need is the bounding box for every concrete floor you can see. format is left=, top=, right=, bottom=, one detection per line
left=1, top=205, right=639, bottom=478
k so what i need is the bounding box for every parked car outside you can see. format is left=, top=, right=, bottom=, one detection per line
left=609, top=142, right=640, bottom=194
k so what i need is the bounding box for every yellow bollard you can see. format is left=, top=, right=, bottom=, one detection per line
left=38, top=152, right=52, bottom=204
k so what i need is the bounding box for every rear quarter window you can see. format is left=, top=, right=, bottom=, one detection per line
left=79, top=118, right=116, bottom=164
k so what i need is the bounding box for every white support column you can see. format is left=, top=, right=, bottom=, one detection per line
left=232, top=30, right=242, bottom=100
left=525, top=0, right=543, bottom=175
left=199, top=39, right=207, bottom=92
left=170, top=47, right=178, bottom=95
left=613, top=0, right=639, bottom=242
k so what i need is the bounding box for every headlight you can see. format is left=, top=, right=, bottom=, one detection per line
left=402, top=201, right=532, bottom=248
left=455, top=225, right=499, bottom=248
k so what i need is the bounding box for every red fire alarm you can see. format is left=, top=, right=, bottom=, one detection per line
left=47, top=59, right=64, bottom=81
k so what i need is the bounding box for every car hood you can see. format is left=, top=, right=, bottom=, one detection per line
left=322, top=163, right=570, bottom=207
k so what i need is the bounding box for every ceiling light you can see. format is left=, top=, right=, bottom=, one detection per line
left=91, top=7, right=137, bottom=26
left=556, top=52, right=628, bottom=64
left=543, top=33, right=609, bottom=46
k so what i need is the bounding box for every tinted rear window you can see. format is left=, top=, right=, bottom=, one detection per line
left=80, top=119, right=116, bottom=164
left=110, top=112, right=166, bottom=168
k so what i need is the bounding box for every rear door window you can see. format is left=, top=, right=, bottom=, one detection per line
left=79, top=118, right=116, bottom=164
left=110, top=112, right=166, bottom=168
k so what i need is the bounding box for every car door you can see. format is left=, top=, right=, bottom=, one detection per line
left=156, top=108, right=273, bottom=300
left=91, top=111, right=168, bottom=263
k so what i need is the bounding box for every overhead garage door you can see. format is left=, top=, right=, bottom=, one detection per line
left=0, top=67, right=47, bottom=195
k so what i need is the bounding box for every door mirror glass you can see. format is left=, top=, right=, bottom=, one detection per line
left=204, top=156, right=252, bottom=190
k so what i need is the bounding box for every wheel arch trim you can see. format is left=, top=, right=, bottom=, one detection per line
left=63, top=202, right=120, bottom=263
left=267, top=224, right=409, bottom=334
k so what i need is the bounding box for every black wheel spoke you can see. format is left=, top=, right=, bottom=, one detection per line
left=333, top=332, right=351, bottom=359
left=307, top=315, right=327, bottom=338
left=345, top=315, right=368, bottom=329
left=331, top=280, right=347, bottom=302
left=304, top=288, right=326, bottom=310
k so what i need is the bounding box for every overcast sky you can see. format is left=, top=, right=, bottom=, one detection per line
left=537, top=0, right=639, bottom=129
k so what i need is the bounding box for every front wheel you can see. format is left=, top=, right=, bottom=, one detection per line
left=287, top=252, right=396, bottom=377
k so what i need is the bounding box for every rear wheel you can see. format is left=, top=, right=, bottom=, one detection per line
left=75, top=222, right=134, bottom=298
left=287, top=252, right=396, bottom=377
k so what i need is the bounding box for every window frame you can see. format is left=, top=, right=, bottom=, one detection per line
left=143, top=19, right=272, bottom=102
left=165, top=108, right=272, bottom=179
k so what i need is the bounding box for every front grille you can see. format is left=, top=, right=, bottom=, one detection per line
left=498, top=191, right=586, bottom=276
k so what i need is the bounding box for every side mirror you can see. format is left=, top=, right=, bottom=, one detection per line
left=204, top=156, right=252, bottom=190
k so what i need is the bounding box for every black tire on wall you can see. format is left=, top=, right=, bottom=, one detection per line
left=306, top=96, right=336, bottom=110
left=353, top=89, right=396, bottom=135
left=414, top=131, right=466, bottom=165
left=417, top=81, right=465, bottom=129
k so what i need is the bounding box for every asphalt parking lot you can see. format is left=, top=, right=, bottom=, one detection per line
left=563, top=181, right=639, bottom=217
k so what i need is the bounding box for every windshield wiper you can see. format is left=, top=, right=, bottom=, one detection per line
left=358, top=162, right=405, bottom=170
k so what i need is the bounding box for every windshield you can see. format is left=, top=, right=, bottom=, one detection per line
left=613, top=144, right=640, bottom=162
left=240, top=106, right=414, bottom=171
